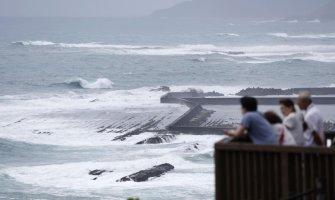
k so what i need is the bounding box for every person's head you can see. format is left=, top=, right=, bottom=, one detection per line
left=264, top=111, right=283, bottom=125
left=297, top=91, right=312, bottom=111
left=279, top=98, right=296, bottom=117
left=240, top=96, right=258, bottom=114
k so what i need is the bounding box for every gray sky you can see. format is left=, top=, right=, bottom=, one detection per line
left=0, top=0, right=187, bottom=17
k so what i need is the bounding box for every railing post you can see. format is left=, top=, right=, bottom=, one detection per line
left=316, top=177, right=325, bottom=200
left=281, top=152, right=289, bottom=196
left=301, top=153, right=306, bottom=200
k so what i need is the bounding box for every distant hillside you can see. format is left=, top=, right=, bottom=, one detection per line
left=151, top=0, right=331, bottom=20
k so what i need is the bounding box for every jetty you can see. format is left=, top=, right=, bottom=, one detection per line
left=160, top=88, right=335, bottom=136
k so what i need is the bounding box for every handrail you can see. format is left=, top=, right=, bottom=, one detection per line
left=215, top=141, right=335, bottom=154
left=215, top=142, right=335, bottom=200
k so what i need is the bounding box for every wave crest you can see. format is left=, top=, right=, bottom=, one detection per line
left=12, top=40, right=335, bottom=63
left=307, top=19, right=320, bottom=23
left=216, top=33, right=240, bottom=37
left=268, top=32, right=335, bottom=39
left=13, top=40, right=55, bottom=46
left=64, top=78, right=114, bottom=89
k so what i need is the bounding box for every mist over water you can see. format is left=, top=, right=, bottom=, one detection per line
left=1, top=17, right=335, bottom=199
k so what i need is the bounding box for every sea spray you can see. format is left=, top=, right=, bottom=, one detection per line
left=64, top=78, right=114, bottom=89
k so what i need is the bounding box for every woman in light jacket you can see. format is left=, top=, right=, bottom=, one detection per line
left=279, top=98, right=305, bottom=146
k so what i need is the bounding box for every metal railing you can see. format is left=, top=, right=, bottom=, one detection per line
left=215, top=139, right=335, bottom=200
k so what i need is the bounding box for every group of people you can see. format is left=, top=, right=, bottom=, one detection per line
left=226, top=91, right=326, bottom=146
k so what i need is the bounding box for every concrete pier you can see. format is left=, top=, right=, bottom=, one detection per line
left=160, top=88, right=335, bottom=134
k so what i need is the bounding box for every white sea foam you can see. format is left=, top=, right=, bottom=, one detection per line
left=64, top=78, right=114, bottom=89
left=286, top=19, right=299, bottom=23
left=13, top=40, right=55, bottom=46
left=1, top=153, right=213, bottom=190
left=0, top=84, right=246, bottom=146
left=268, top=32, right=335, bottom=39
left=59, top=43, right=145, bottom=49
left=268, top=32, right=290, bottom=38
left=216, top=33, right=239, bottom=37
left=228, top=45, right=335, bottom=64
left=194, top=57, right=207, bottom=62
left=10, top=41, right=335, bottom=65
left=240, top=55, right=335, bottom=64
left=0, top=134, right=222, bottom=191
left=307, top=19, right=320, bottom=23
left=13, top=40, right=335, bottom=62
left=0, top=88, right=177, bottom=145
left=169, top=85, right=245, bottom=96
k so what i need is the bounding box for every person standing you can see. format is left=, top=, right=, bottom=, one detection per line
left=264, top=111, right=296, bottom=145
left=297, top=91, right=325, bottom=146
left=279, top=98, right=304, bottom=145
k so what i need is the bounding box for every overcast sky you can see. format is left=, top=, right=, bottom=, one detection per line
left=0, top=0, right=187, bottom=17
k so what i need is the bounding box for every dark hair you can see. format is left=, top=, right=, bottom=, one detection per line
left=240, top=96, right=258, bottom=111
left=264, top=111, right=283, bottom=124
left=279, top=98, right=296, bottom=112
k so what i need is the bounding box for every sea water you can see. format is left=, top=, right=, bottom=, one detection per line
left=0, top=17, right=335, bottom=200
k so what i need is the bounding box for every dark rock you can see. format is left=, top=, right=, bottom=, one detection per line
left=14, top=118, right=26, bottom=124
left=117, top=163, right=174, bottom=182
left=33, top=130, right=53, bottom=135
left=205, top=91, right=224, bottom=97
left=89, top=169, right=113, bottom=178
left=184, top=88, right=204, bottom=97
left=136, top=134, right=175, bottom=145
left=236, top=87, right=291, bottom=96
left=150, top=86, right=171, bottom=92
left=89, top=169, right=113, bottom=180
left=236, top=87, right=335, bottom=96
left=89, top=169, right=107, bottom=176
left=185, top=143, right=200, bottom=151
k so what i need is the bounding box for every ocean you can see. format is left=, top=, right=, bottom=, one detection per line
left=0, top=17, right=335, bottom=200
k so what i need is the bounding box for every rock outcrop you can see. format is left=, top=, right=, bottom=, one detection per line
left=185, top=143, right=200, bottom=151
left=136, top=134, right=175, bottom=144
left=89, top=169, right=113, bottom=180
left=236, top=87, right=335, bottom=96
left=117, top=163, right=174, bottom=182
left=150, top=86, right=171, bottom=92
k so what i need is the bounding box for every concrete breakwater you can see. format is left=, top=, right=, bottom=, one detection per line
left=161, top=87, right=335, bottom=134
left=236, top=87, right=335, bottom=96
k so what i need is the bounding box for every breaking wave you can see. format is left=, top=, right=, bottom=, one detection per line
left=239, top=53, right=335, bottom=64
left=216, top=33, right=240, bottom=37
left=307, top=19, right=321, bottom=23
left=194, top=57, right=207, bottom=62
left=285, top=19, right=299, bottom=23
left=13, top=40, right=56, bottom=46
left=12, top=40, right=335, bottom=63
left=268, top=32, right=335, bottom=39
left=63, top=78, right=114, bottom=89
